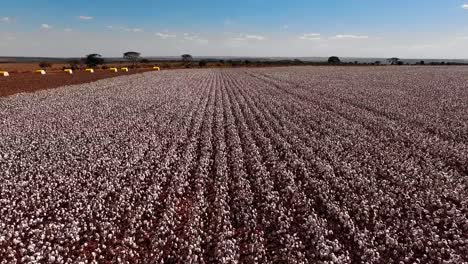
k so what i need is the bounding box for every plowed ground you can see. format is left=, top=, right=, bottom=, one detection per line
left=0, top=69, right=152, bottom=97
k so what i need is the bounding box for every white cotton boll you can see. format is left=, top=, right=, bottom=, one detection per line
left=27, top=243, right=35, bottom=251
left=1, top=67, right=467, bottom=262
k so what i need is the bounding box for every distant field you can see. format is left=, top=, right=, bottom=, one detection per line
left=0, top=62, right=145, bottom=73
left=0, top=66, right=467, bottom=263
left=0, top=68, right=153, bottom=97
left=0, top=63, right=72, bottom=72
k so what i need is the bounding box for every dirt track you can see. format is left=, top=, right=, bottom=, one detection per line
left=0, top=69, right=152, bottom=97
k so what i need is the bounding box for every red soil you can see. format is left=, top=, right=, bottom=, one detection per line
left=0, top=69, right=153, bottom=97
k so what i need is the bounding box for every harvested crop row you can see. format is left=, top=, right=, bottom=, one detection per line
left=0, top=69, right=153, bottom=98
left=0, top=66, right=467, bottom=263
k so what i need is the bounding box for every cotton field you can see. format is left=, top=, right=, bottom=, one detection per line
left=0, top=66, right=467, bottom=263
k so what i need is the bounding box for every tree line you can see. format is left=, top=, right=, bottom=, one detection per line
left=36, top=52, right=466, bottom=70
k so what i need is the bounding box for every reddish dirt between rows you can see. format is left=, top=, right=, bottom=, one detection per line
left=0, top=69, right=153, bottom=97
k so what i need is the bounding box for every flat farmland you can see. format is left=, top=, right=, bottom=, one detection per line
left=0, top=66, right=467, bottom=263
left=0, top=69, right=152, bottom=97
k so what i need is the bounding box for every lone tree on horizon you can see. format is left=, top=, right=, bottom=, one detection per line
left=123, top=51, right=141, bottom=68
left=181, top=54, right=193, bottom=67
left=84, top=54, right=104, bottom=68
left=328, top=56, right=341, bottom=64
left=181, top=54, right=193, bottom=63
left=387, top=57, right=400, bottom=65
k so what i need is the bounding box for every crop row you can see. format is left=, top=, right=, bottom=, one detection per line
left=0, top=67, right=466, bottom=263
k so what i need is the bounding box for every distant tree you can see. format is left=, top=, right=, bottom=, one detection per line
left=181, top=54, right=193, bottom=63
left=84, top=54, right=104, bottom=68
left=123, top=51, right=141, bottom=68
left=374, top=61, right=381, bottom=65
left=244, top=60, right=251, bottom=65
left=387, top=57, right=400, bottom=65
left=397, top=61, right=404, bottom=65
left=294, top=59, right=303, bottom=64
left=140, top=58, right=150, bottom=64
left=419, top=60, right=425, bottom=65
left=198, top=60, right=207, bottom=68
left=218, top=59, right=225, bottom=64
left=328, top=56, right=341, bottom=64
left=38, top=61, right=52, bottom=69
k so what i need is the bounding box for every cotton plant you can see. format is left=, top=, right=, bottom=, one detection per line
left=0, top=67, right=466, bottom=263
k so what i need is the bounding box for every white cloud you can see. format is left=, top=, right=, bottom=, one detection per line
left=245, top=35, right=265, bottom=40
left=64, top=28, right=73, bottom=32
left=332, top=34, right=369, bottom=39
left=462, top=4, right=468, bottom=9
left=155, top=32, right=176, bottom=39
left=41, top=24, right=52, bottom=29
left=197, top=39, right=209, bottom=44
left=299, top=33, right=321, bottom=40
left=78, top=16, right=93, bottom=20
left=229, top=34, right=266, bottom=41
left=282, top=25, right=289, bottom=30
left=120, top=27, right=142, bottom=32
left=183, top=33, right=197, bottom=40
left=108, top=26, right=143, bottom=32
left=1, top=17, right=11, bottom=23
left=230, top=37, right=247, bottom=41
left=184, top=36, right=195, bottom=41
left=182, top=33, right=208, bottom=44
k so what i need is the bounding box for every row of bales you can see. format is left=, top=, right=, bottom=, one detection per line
left=0, top=52, right=161, bottom=77
left=3, top=54, right=466, bottom=77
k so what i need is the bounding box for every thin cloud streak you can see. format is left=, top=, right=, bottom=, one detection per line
left=78, top=16, right=93, bottom=20
left=155, top=32, right=176, bottom=39
left=332, top=34, right=369, bottom=39
left=245, top=35, right=265, bottom=40
left=229, top=34, right=266, bottom=41
left=299, top=33, right=321, bottom=40
left=182, top=33, right=208, bottom=44
left=106, top=25, right=143, bottom=32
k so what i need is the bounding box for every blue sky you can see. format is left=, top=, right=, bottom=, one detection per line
left=1, top=0, right=468, bottom=58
